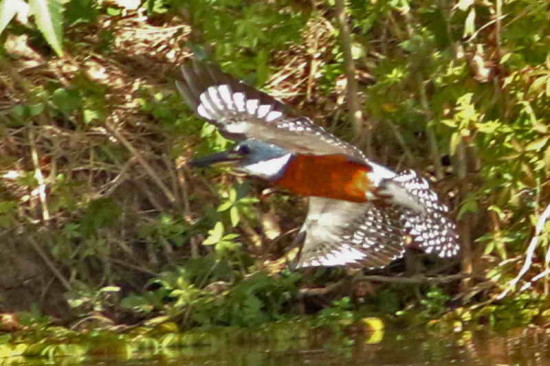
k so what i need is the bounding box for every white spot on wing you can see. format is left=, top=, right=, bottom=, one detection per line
left=225, top=122, right=249, bottom=134
left=233, top=92, right=246, bottom=112
left=197, top=104, right=212, bottom=119
left=246, top=99, right=259, bottom=115
left=217, top=85, right=235, bottom=110
left=257, top=104, right=271, bottom=118
left=207, top=87, right=223, bottom=110
left=199, top=92, right=217, bottom=116
left=265, top=111, right=282, bottom=122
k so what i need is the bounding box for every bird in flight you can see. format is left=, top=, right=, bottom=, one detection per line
left=176, top=59, right=460, bottom=269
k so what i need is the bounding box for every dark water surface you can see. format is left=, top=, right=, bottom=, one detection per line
left=9, top=326, right=550, bottom=365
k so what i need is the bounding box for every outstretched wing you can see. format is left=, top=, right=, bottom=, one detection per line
left=297, top=198, right=406, bottom=268
left=389, top=170, right=460, bottom=258
left=297, top=170, right=461, bottom=268
left=176, top=59, right=364, bottom=159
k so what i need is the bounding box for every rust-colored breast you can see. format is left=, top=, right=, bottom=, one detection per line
left=273, top=154, right=372, bottom=203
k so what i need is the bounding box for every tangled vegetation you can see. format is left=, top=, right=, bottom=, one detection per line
left=0, top=0, right=549, bottom=350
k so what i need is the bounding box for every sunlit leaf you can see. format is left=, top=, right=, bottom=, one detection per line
left=0, top=0, right=17, bottom=35
left=463, top=8, right=476, bottom=38
left=203, top=222, right=224, bottom=245
left=217, top=201, right=233, bottom=212
left=456, top=0, right=473, bottom=11
left=100, top=286, right=121, bottom=293
left=230, top=206, right=240, bottom=226
left=29, top=0, right=64, bottom=56
left=525, top=136, right=549, bottom=151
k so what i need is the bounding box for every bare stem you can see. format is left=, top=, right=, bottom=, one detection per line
left=334, top=0, right=371, bottom=156
left=456, top=141, right=473, bottom=290
left=418, top=76, right=444, bottom=179
left=28, top=128, right=50, bottom=222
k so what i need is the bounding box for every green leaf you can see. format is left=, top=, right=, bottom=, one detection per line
left=456, top=0, right=473, bottom=11
left=217, top=201, right=233, bottom=212
left=99, top=286, right=121, bottom=293
left=525, top=136, right=549, bottom=151
left=228, top=187, right=237, bottom=202
left=29, top=0, right=64, bottom=56
left=83, top=108, right=100, bottom=123
left=51, top=88, right=81, bottom=114
left=203, top=222, right=224, bottom=245
left=0, top=0, right=18, bottom=35
left=230, top=206, right=240, bottom=226
left=458, top=196, right=478, bottom=218
left=463, top=8, right=476, bottom=38
left=120, top=295, right=154, bottom=312
left=27, top=103, right=45, bottom=116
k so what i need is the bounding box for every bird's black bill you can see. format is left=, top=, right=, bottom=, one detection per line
left=189, top=151, right=242, bottom=168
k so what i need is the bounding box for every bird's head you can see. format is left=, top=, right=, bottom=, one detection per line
left=190, top=139, right=292, bottom=180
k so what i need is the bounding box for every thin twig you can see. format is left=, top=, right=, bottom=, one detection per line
left=28, top=128, right=50, bottom=222
left=464, top=14, right=508, bottom=43
left=518, top=269, right=550, bottom=293
left=354, top=273, right=476, bottom=285
left=27, top=236, right=71, bottom=291
left=498, top=203, right=550, bottom=299
left=299, top=280, right=347, bottom=296
left=176, top=165, right=192, bottom=220
left=102, top=157, right=136, bottom=197
left=494, top=0, right=502, bottom=61
left=104, top=121, right=176, bottom=204
left=110, top=258, right=158, bottom=276
left=384, top=119, right=416, bottom=166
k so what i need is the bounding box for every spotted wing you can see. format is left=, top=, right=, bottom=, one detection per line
left=389, top=170, right=460, bottom=258
left=399, top=210, right=460, bottom=258
left=389, top=170, right=449, bottom=213
left=176, top=60, right=364, bottom=158
left=297, top=198, right=406, bottom=268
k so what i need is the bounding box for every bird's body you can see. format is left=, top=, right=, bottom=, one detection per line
left=274, top=154, right=372, bottom=203
left=177, top=60, right=460, bottom=268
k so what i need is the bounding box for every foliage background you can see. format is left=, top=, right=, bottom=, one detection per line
left=0, top=0, right=548, bottom=330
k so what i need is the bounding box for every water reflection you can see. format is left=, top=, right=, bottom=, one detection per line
left=9, top=327, right=550, bottom=365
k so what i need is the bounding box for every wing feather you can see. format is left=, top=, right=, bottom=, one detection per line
left=297, top=198, right=406, bottom=268
left=177, top=60, right=364, bottom=158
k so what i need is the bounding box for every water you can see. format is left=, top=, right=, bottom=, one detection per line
left=6, top=326, right=550, bottom=365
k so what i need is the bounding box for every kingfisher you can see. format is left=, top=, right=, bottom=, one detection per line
left=176, top=59, right=460, bottom=269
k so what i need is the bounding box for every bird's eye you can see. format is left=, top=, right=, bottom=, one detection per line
left=236, top=145, right=251, bottom=155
